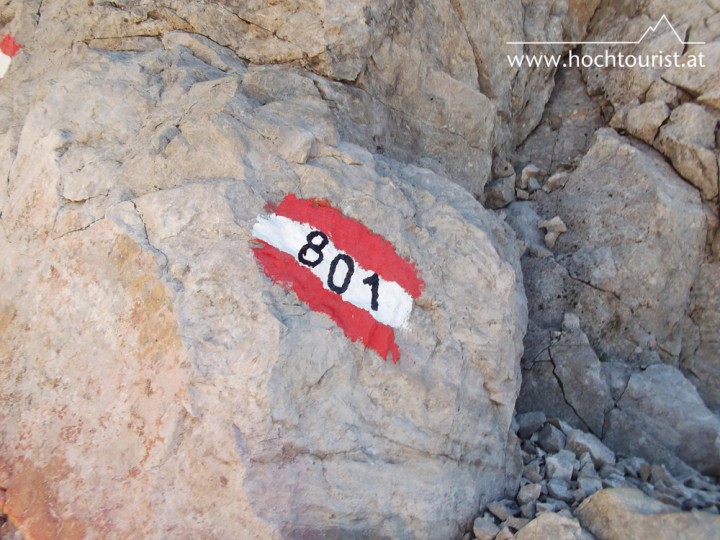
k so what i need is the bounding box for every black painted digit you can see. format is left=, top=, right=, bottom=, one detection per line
left=362, top=273, right=380, bottom=311
left=327, top=254, right=354, bottom=294
left=298, top=231, right=329, bottom=268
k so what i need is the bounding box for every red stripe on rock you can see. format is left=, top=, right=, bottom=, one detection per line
left=273, top=194, right=425, bottom=298
left=0, top=35, right=21, bottom=57
left=252, top=241, right=401, bottom=363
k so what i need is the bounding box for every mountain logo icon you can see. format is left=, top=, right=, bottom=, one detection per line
left=507, top=14, right=705, bottom=46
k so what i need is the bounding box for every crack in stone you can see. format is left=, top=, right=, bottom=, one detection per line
left=448, top=0, right=495, bottom=98
left=547, top=346, right=593, bottom=435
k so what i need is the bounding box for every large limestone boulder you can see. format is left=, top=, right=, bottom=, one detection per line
left=576, top=488, right=720, bottom=540
left=0, top=15, right=527, bottom=540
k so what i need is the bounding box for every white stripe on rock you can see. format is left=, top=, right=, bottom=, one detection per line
left=253, top=214, right=414, bottom=329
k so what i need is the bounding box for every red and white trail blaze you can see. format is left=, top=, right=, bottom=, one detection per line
left=251, top=195, right=425, bottom=363
left=0, top=35, right=21, bottom=79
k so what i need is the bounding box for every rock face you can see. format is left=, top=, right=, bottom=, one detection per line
left=0, top=3, right=529, bottom=538
left=530, top=128, right=706, bottom=364
left=604, top=364, right=720, bottom=476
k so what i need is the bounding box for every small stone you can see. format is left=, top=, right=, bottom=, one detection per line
left=602, top=473, right=628, bottom=489
left=487, top=500, right=513, bottom=522
left=523, top=459, right=544, bottom=483
left=577, top=477, right=603, bottom=498
left=535, top=500, right=558, bottom=514
left=639, top=462, right=652, bottom=482
left=494, top=526, right=515, bottom=540
left=516, top=411, right=547, bottom=439
left=536, top=424, right=566, bottom=455
left=618, top=457, right=649, bottom=479
left=655, top=493, right=683, bottom=508
left=473, top=515, right=500, bottom=540
left=528, top=244, right=553, bottom=258
left=505, top=516, right=530, bottom=532
left=538, top=216, right=567, bottom=248
left=519, top=164, right=542, bottom=189
left=516, top=188, right=530, bottom=201
left=527, top=177, right=542, bottom=193
left=484, top=176, right=516, bottom=209
left=599, top=464, right=623, bottom=479
left=547, top=479, right=575, bottom=504
left=577, top=462, right=600, bottom=480
left=517, top=483, right=542, bottom=505
left=650, top=464, right=675, bottom=487
left=462, top=533, right=471, bottom=540
left=566, top=429, right=616, bottom=468
left=543, top=172, right=570, bottom=192
left=520, top=500, right=537, bottom=519
left=546, top=418, right=574, bottom=435
left=545, top=450, right=576, bottom=482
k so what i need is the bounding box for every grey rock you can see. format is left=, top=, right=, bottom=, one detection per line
left=537, top=424, right=567, bottom=454
left=517, top=483, right=543, bottom=506
left=650, top=465, right=677, bottom=487
left=655, top=103, right=719, bottom=200
left=505, top=516, right=530, bottom=532
left=547, top=479, right=576, bottom=504
left=516, top=411, right=547, bottom=439
left=546, top=450, right=577, bottom=483
left=618, top=457, right=650, bottom=479
left=602, top=474, right=629, bottom=489
left=484, top=176, right=517, bottom=209
left=473, top=515, right=500, bottom=540
left=487, top=500, right=513, bottom=522
left=532, top=129, right=705, bottom=365
left=681, top=261, right=720, bottom=413
left=577, top=477, right=603, bottom=498
left=523, top=460, right=545, bottom=484
left=494, top=526, right=515, bottom=540
left=624, top=100, right=671, bottom=145
left=520, top=500, right=537, bottom=519
left=500, top=203, right=553, bottom=259
left=547, top=329, right=614, bottom=436
left=577, top=462, right=600, bottom=481
left=611, top=364, right=720, bottom=476
left=566, top=430, right=616, bottom=468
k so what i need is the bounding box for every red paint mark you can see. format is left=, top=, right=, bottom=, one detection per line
left=253, top=241, right=400, bottom=362
left=274, top=194, right=425, bottom=297
left=0, top=35, right=21, bottom=58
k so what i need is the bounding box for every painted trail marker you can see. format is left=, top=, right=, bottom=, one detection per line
left=252, top=195, right=424, bottom=363
left=0, top=35, right=20, bottom=79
